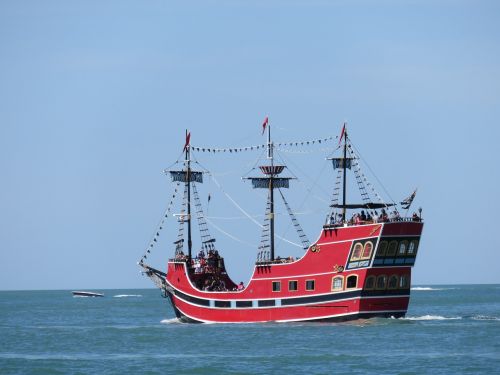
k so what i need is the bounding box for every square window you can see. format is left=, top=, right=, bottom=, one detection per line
left=288, top=280, right=298, bottom=291
left=346, top=275, right=357, bottom=289
left=332, top=277, right=343, bottom=291
left=272, top=281, right=281, bottom=292
left=306, top=280, right=315, bottom=291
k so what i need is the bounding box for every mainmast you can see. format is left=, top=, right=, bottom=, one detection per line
left=185, top=130, right=193, bottom=262
left=246, top=119, right=291, bottom=261
left=342, top=125, right=348, bottom=223
left=267, top=122, right=275, bottom=261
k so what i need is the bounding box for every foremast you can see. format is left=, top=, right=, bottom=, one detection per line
left=168, top=131, right=205, bottom=263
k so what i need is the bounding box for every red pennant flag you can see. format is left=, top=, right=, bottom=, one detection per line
left=261, top=116, right=269, bottom=135
left=184, top=132, right=191, bottom=151
left=338, top=123, right=346, bottom=146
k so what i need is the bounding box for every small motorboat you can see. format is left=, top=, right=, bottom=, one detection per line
left=72, top=291, right=104, bottom=297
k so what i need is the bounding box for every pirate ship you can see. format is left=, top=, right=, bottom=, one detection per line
left=139, top=121, right=423, bottom=323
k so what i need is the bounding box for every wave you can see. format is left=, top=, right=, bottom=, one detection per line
left=113, top=294, right=142, bottom=298
left=161, top=318, right=181, bottom=324
left=399, top=315, right=462, bottom=321
left=470, top=315, right=500, bottom=321
left=410, top=287, right=453, bottom=291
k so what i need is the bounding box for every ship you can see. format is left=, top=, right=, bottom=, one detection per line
left=138, top=121, right=423, bottom=323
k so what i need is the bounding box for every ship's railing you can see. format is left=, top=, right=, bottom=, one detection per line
left=256, top=256, right=296, bottom=266
left=323, top=216, right=423, bottom=229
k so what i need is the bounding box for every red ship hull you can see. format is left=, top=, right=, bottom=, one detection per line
left=164, top=220, right=423, bottom=323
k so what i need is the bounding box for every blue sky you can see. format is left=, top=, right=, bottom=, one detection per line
left=1, top=0, right=499, bottom=290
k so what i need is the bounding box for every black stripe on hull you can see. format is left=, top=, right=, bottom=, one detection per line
left=169, top=286, right=410, bottom=309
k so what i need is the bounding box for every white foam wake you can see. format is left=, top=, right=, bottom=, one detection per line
left=411, top=287, right=452, bottom=291
left=160, top=318, right=181, bottom=324
left=113, top=294, right=142, bottom=298
left=401, top=315, right=462, bottom=321
left=471, top=315, right=500, bottom=321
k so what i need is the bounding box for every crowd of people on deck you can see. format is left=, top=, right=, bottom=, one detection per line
left=328, top=209, right=422, bottom=226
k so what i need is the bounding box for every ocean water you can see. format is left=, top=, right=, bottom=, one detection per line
left=1, top=285, right=499, bottom=375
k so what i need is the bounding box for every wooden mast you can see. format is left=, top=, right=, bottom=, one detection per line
left=342, top=124, right=348, bottom=223
left=185, top=129, right=193, bottom=263
left=268, top=121, right=275, bottom=261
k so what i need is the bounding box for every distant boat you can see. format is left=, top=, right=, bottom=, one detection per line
left=72, top=291, right=104, bottom=297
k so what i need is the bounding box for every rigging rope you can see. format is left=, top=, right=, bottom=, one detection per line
left=204, top=217, right=256, bottom=248
left=209, top=173, right=303, bottom=248
left=138, top=182, right=181, bottom=265
left=278, top=188, right=310, bottom=250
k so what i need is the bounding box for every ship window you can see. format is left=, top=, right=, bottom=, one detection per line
left=332, top=276, right=343, bottom=291
left=364, top=276, right=375, bottom=290
left=398, top=241, right=408, bottom=256
left=388, top=275, right=398, bottom=289
left=377, top=241, right=388, bottom=256
left=399, top=275, right=410, bottom=289
left=362, top=241, right=373, bottom=259
left=346, top=275, right=358, bottom=289
left=288, top=280, right=298, bottom=291
left=306, top=280, right=315, bottom=291
left=387, top=241, right=398, bottom=256
left=272, top=281, right=281, bottom=292
left=376, top=275, right=387, bottom=290
left=351, top=243, right=363, bottom=260
left=407, top=240, right=419, bottom=255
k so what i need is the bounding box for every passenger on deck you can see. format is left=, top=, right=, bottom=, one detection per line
left=372, top=211, right=379, bottom=223
left=194, top=260, right=202, bottom=274
left=381, top=209, right=388, bottom=222
left=354, top=213, right=361, bottom=225
left=390, top=210, right=400, bottom=221
left=197, top=249, right=205, bottom=259
left=412, top=212, right=420, bottom=221
left=237, top=281, right=244, bottom=291
left=360, top=210, right=367, bottom=221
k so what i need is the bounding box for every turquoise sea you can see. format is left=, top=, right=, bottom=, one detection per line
left=1, top=285, right=499, bottom=374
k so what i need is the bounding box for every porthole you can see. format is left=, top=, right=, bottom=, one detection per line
left=388, top=275, right=398, bottom=289
left=387, top=241, right=398, bottom=256
left=346, top=275, right=358, bottom=289
left=376, top=275, right=387, bottom=290
left=306, top=279, right=315, bottom=291
left=288, top=280, right=298, bottom=291
left=398, top=241, right=408, bottom=256
left=399, top=275, right=410, bottom=289
left=407, top=240, right=419, bottom=255
left=272, top=281, right=281, bottom=292
left=351, top=243, right=363, bottom=260
left=332, top=276, right=343, bottom=291
left=364, top=275, right=375, bottom=290
left=377, top=241, right=388, bottom=256
left=362, top=241, right=373, bottom=259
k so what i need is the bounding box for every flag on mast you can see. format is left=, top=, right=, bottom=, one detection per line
left=401, top=189, right=417, bottom=209
left=183, top=131, right=191, bottom=151
left=261, top=116, right=269, bottom=135
left=338, top=123, right=346, bottom=146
